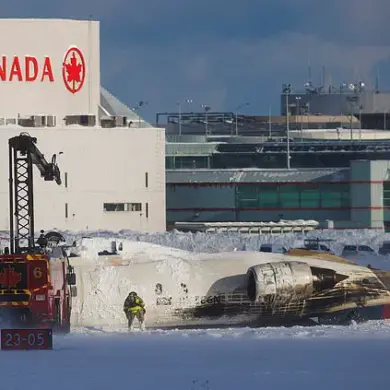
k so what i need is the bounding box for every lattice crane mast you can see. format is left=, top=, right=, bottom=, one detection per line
left=8, top=132, right=61, bottom=254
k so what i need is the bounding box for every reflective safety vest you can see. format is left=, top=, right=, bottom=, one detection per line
left=125, top=296, right=145, bottom=314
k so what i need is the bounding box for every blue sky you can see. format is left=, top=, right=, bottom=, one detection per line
left=3, top=0, right=390, bottom=122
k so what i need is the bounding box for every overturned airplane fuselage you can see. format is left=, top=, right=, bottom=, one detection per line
left=69, top=248, right=390, bottom=329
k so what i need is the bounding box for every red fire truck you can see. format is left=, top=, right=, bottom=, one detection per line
left=0, top=133, right=76, bottom=333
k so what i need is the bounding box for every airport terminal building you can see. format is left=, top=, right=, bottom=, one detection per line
left=164, top=100, right=390, bottom=232
left=167, top=160, right=390, bottom=232
left=0, top=18, right=165, bottom=233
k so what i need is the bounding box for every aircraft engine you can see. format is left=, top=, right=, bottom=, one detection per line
left=246, top=261, right=345, bottom=306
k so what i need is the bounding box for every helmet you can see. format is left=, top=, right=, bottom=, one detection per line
left=129, top=291, right=137, bottom=296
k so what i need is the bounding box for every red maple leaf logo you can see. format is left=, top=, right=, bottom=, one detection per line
left=0, top=267, right=22, bottom=288
left=65, top=53, right=82, bottom=84
left=62, top=47, right=86, bottom=94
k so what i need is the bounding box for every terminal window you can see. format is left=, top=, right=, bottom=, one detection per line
left=104, top=203, right=142, bottom=212
left=383, top=182, right=390, bottom=206
left=236, top=183, right=349, bottom=209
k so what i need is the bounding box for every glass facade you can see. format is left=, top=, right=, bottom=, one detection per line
left=167, top=152, right=390, bottom=170
left=166, top=156, right=210, bottom=169
left=384, top=182, right=390, bottom=207
left=235, top=183, right=350, bottom=209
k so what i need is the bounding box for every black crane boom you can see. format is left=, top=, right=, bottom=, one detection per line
left=8, top=132, right=61, bottom=254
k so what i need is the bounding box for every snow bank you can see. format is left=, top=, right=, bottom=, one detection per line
left=55, top=227, right=390, bottom=256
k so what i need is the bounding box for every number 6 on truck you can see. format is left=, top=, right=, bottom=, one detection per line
left=33, top=267, right=43, bottom=278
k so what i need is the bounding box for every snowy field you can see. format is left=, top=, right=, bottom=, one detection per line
left=1, top=229, right=390, bottom=389
left=4, top=321, right=390, bottom=390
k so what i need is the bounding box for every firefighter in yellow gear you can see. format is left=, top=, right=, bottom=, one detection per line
left=123, top=291, right=146, bottom=331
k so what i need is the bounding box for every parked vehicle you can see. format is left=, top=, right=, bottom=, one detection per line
left=341, top=244, right=377, bottom=258
left=294, top=238, right=335, bottom=255
left=259, top=244, right=287, bottom=254
left=379, top=241, right=390, bottom=256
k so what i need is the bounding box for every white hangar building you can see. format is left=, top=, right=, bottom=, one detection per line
left=0, top=18, right=165, bottom=233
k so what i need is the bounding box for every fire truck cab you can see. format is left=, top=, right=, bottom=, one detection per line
left=0, top=242, right=76, bottom=332
left=0, top=133, right=76, bottom=333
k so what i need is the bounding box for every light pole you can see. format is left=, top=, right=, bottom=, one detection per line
left=177, top=99, right=193, bottom=136
left=134, top=100, right=148, bottom=127
left=287, top=93, right=290, bottom=169
left=268, top=104, right=272, bottom=139
left=295, top=96, right=302, bottom=140
left=177, top=101, right=182, bottom=136
left=235, top=102, right=249, bottom=136
left=283, top=84, right=292, bottom=169
left=201, top=104, right=211, bottom=135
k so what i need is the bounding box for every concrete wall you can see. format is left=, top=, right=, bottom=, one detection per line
left=350, top=161, right=373, bottom=227
left=350, top=160, right=390, bottom=229
left=0, top=19, right=100, bottom=121
left=0, top=126, right=166, bottom=233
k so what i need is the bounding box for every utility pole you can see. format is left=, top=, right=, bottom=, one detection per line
left=201, top=104, right=211, bottom=135
left=295, top=96, right=302, bottom=140
left=286, top=93, right=290, bottom=169
left=134, top=100, right=148, bottom=127
left=177, top=99, right=193, bottom=136
left=268, top=105, right=272, bottom=139
left=177, top=101, right=182, bottom=136
left=283, top=84, right=292, bottom=169
left=235, top=102, right=249, bottom=136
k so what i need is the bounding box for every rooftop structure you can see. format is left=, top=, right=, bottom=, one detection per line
left=157, top=111, right=358, bottom=137
left=281, top=74, right=390, bottom=117
left=166, top=137, right=390, bottom=170
left=100, top=87, right=151, bottom=127
left=166, top=167, right=349, bottom=184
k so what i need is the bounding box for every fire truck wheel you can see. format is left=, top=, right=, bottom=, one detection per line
left=61, top=298, right=71, bottom=333
left=53, top=298, right=71, bottom=333
left=54, top=298, right=62, bottom=332
left=62, top=310, right=71, bottom=333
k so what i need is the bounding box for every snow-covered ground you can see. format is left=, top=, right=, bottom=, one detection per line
left=2, top=229, right=390, bottom=389
left=4, top=321, right=390, bottom=390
